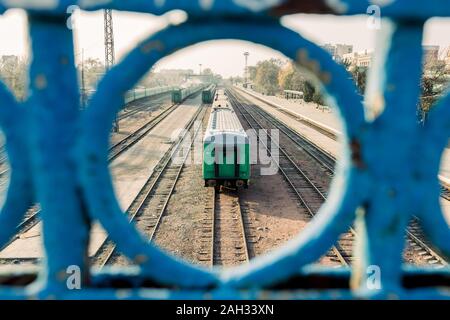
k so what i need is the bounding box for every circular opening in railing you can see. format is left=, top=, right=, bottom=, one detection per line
left=99, top=40, right=346, bottom=268
left=0, top=10, right=368, bottom=288
left=28, top=11, right=371, bottom=288
left=76, top=13, right=450, bottom=290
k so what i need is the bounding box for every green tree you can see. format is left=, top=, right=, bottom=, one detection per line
left=340, top=60, right=367, bottom=95
left=278, top=64, right=294, bottom=90
left=202, top=68, right=213, bottom=75
left=254, top=59, right=281, bottom=95
left=302, top=81, right=315, bottom=102
left=312, top=90, right=325, bottom=106
left=288, top=69, right=306, bottom=92
left=248, top=66, right=257, bottom=82
left=0, top=56, right=27, bottom=100
left=229, top=76, right=243, bottom=85
left=352, top=67, right=368, bottom=94
left=81, top=58, right=105, bottom=89
left=420, top=57, right=448, bottom=116
left=282, top=66, right=306, bottom=92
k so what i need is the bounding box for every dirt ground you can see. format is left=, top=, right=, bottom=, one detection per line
left=153, top=109, right=213, bottom=265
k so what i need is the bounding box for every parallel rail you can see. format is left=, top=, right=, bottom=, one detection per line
left=109, top=90, right=203, bottom=161
left=229, top=88, right=448, bottom=267
left=197, top=187, right=216, bottom=267
left=95, top=104, right=207, bottom=267
left=117, top=91, right=170, bottom=121
left=235, top=86, right=339, bottom=140
left=0, top=145, right=9, bottom=178
left=109, top=102, right=180, bottom=161
left=0, top=94, right=197, bottom=258
left=0, top=93, right=172, bottom=181
left=195, top=102, right=251, bottom=268
left=441, top=186, right=450, bottom=202
left=228, top=89, right=351, bottom=266
left=211, top=189, right=250, bottom=267
left=238, top=87, right=450, bottom=197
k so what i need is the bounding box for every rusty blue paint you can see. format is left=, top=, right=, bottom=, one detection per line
left=2, top=0, right=450, bottom=17
left=0, top=0, right=447, bottom=299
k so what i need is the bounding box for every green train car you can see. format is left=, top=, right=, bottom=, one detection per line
left=171, top=84, right=206, bottom=104
left=202, top=85, right=216, bottom=104
left=171, top=88, right=183, bottom=104
left=203, top=89, right=250, bottom=189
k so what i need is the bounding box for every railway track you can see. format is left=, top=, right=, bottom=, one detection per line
left=237, top=91, right=448, bottom=266
left=0, top=94, right=173, bottom=182
left=196, top=182, right=215, bottom=266
left=0, top=145, right=9, bottom=179
left=248, top=106, right=335, bottom=176
left=211, top=189, right=251, bottom=267
left=441, top=186, right=450, bottom=202
left=253, top=97, right=338, bottom=142
left=0, top=94, right=198, bottom=259
left=101, top=97, right=252, bottom=268
left=0, top=152, right=7, bottom=165
left=94, top=103, right=208, bottom=267
left=196, top=91, right=252, bottom=267
left=229, top=88, right=448, bottom=267
left=0, top=169, right=8, bottom=179
left=241, top=87, right=450, bottom=200
left=0, top=205, right=41, bottom=262
left=228, top=89, right=351, bottom=266
left=117, top=92, right=169, bottom=121
left=109, top=101, right=182, bottom=161
left=406, top=219, right=448, bottom=265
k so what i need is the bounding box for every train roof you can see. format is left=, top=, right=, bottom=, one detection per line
left=212, top=90, right=230, bottom=110
left=203, top=84, right=216, bottom=92
left=204, top=93, right=247, bottom=142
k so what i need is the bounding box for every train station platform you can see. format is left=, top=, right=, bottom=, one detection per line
left=0, top=95, right=204, bottom=260
left=237, top=86, right=450, bottom=182
left=235, top=86, right=450, bottom=223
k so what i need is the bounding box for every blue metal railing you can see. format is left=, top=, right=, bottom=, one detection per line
left=0, top=0, right=448, bottom=299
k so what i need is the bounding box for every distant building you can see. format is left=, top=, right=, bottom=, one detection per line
left=156, top=69, right=195, bottom=85
left=335, top=44, right=353, bottom=62
left=1, top=55, right=18, bottom=67
left=187, top=73, right=214, bottom=83
left=321, top=44, right=353, bottom=62
left=444, top=47, right=450, bottom=71
left=342, top=50, right=373, bottom=68
left=423, top=45, right=440, bottom=62
left=355, top=51, right=372, bottom=67
left=321, top=44, right=336, bottom=57
left=159, top=69, right=194, bottom=76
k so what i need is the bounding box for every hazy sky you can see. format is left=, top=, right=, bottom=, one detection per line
left=0, top=9, right=449, bottom=77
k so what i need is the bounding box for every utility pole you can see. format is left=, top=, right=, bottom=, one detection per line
left=243, top=51, right=249, bottom=88
left=199, top=63, right=202, bottom=75
left=104, top=9, right=118, bottom=132
left=104, top=9, right=115, bottom=70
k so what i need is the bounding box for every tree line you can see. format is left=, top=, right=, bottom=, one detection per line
left=239, top=54, right=448, bottom=120
left=238, top=58, right=325, bottom=105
